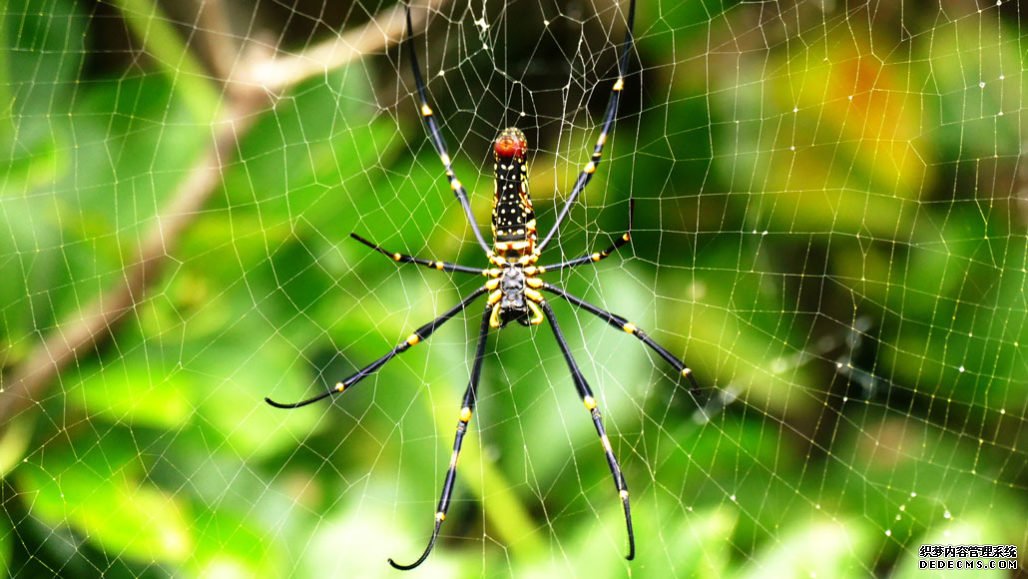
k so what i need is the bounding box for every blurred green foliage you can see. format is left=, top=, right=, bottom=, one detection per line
left=0, top=0, right=1025, bottom=577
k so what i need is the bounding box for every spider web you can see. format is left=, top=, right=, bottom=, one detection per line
left=1, top=0, right=1025, bottom=576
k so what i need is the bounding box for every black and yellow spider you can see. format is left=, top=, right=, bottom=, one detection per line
left=266, top=0, right=699, bottom=569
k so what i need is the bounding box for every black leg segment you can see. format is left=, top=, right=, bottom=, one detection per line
left=406, top=6, right=492, bottom=254
left=538, top=200, right=634, bottom=273
left=541, top=283, right=700, bottom=394
left=540, top=300, right=635, bottom=561
left=388, top=305, right=492, bottom=570
left=538, top=0, right=637, bottom=251
left=265, top=287, right=487, bottom=409
left=350, top=233, right=487, bottom=275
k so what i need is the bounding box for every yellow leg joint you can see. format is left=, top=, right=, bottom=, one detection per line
left=460, top=407, right=472, bottom=423
left=487, top=289, right=502, bottom=306
left=613, top=77, right=624, bottom=91
left=335, top=382, right=346, bottom=392
left=406, top=334, right=421, bottom=346
left=623, top=323, right=637, bottom=334
left=421, top=104, right=434, bottom=116
left=435, top=512, right=446, bottom=522
left=527, top=301, right=544, bottom=325
left=489, top=304, right=502, bottom=328
left=583, top=395, right=597, bottom=410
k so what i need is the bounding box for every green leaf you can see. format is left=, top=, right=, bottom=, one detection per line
left=0, top=512, right=10, bottom=576
left=879, top=228, right=1027, bottom=407
left=922, top=14, right=1021, bottom=162
left=187, top=507, right=285, bottom=579
left=14, top=441, right=193, bottom=564
left=712, top=24, right=931, bottom=237
left=659, top=506, right=737, bottom=578
left=827, top=412, right=1024, bottom=554
left=63, top=356, right=192, bottom=430
left=734, top=516, right=876, bottom=579
left=0, top=194, right=63, bottom=363
left=4, top=0, right=85, bottom=116
left=0, top=416, right=35, bottom=477
left=108, top=0, right=218, bottom=123
left=61, top=74, right=206, bottom=245
left=892, top=514, right=1024, bottom=579
left=2, top=0, right=85, bottom=160
left=188, top=316, right=320, bottom=460
left=641, top=0, right=743, bottom=60
left=300, top=501, right=463, bottom=577
left=3, top=72, right=207, bottom=350
left=0, top=0, right=85, bottom=358
left=659, top=241, right=817, bottom=418
left=219, top=64, right=389, bottom=231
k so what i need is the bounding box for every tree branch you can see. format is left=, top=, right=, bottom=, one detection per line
left=237, top=0, right=446, bottom=92
left=0, top=0, right=448, bottom=430
left=187, top=0, right=237, bottom=83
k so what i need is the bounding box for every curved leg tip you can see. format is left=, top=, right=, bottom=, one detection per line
left=388, top=521, right=441, bottom=570
left=387, top=558, right=410, bottom=571
left=264, top=389, right=335, bottom=409
left=388, top=556, right=426, bottom=571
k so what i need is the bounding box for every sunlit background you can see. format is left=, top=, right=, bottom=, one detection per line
left=1, top=0, right=1025, bottom=576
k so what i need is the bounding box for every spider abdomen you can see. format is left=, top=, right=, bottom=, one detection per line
left=492, top=127, right=536, bottom=256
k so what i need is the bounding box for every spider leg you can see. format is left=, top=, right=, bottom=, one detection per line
left=540, top=300, right=635, bottom=561
left=389, top=304, right=492, bottom=570
left=264, top=287, right=487, bottom=409
left=405, top=6, right=492, bottom=254
left=538, top=0, right=637, bottom=252
left=350, top=233, right=487, bottom=275
left=541, top=283, right=700, bottom=393
left=537, top=200, right=633, bottom=273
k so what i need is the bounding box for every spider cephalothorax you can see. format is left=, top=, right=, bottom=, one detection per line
left=266, top=0, right=702, bottom=571
left=485, top=261, right=544, bottom=328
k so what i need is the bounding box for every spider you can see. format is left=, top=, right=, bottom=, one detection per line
left=265, top=0, right=700, bottom=569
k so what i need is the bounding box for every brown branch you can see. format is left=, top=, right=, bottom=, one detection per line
left=235, top=0, right=447, bottom=92
left=0, top=0, right=448, bottom=430
left=187, top=0, right=238, bottom=82
left=0, top=93, right=261, bottom=428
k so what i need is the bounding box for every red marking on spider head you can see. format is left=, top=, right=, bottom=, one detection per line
left=494, top=128, right=527, bottom=159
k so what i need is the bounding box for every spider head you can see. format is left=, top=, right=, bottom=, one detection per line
left=494, top=128, right=527, bottom=160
